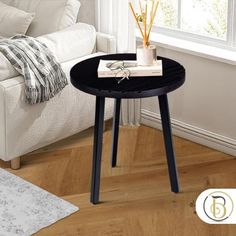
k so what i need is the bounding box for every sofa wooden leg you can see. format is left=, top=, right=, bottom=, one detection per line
left=10, top=157, right=21, bottom=170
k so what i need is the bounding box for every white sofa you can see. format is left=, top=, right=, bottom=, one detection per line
left=0, top=0, right=116, bottom=168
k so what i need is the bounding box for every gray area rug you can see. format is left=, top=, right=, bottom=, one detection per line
left=0, top=168, right=79, bottom=235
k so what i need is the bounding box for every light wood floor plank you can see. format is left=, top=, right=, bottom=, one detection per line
left=0, top=123, right=235, bottom=235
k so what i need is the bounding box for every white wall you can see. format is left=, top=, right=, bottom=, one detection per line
left=78, top=0, right=95, bottom=25
left=141, top=47, right=236, bottom=156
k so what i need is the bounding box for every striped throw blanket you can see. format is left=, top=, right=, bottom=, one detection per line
left=0, top=35, right=68, bottom=104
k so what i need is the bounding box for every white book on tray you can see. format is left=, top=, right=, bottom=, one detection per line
left=97, top=60, right=163, bottom=78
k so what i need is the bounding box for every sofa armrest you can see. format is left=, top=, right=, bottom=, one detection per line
left=0, top=83, right=6, bottom=159
left=96, top=32, right=116, bottom=54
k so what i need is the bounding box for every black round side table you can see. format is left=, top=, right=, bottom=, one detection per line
left=70, top=53, right=185, bottom=204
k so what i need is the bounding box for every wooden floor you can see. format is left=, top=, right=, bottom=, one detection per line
left=1, top=123, right=236, bottom=235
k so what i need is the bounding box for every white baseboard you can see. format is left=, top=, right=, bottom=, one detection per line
left=141, top=109, right=236, bottom=157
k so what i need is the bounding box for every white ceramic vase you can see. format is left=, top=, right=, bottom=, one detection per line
left=136, top=44, right=157, bottom=66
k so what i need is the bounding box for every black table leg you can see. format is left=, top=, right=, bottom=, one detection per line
left=91, top=96, right=105, bottom=204
left=111, top=98, right=121, bottom=167
left=158, top=94, right=179, bottom=193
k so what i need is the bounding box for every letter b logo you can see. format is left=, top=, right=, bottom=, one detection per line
left=203, top=191, right=233, bottom=222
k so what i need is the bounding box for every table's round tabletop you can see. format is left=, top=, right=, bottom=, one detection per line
left=70, top=53, right=185, bottom=99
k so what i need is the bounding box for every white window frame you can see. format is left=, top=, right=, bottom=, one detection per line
left=233, top=0, right=236, bottom=47
left=152, top=0, right=236, bottom=51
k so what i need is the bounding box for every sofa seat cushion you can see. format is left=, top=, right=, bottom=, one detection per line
left=0, top=23, right=96, bottom=81
left=0, top=2, right=35, bottom=38
left=1, top=0, right=81, bottom=37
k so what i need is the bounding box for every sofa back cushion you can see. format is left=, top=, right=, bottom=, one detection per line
left=1, top=0, right=81, bottom=37
left=0, top=1, right=35, bottom=38
left=38, top=23, right=96, bottom=63
left=0, top=50, right=19, bottom=81
left=0, top=23, right=96, bottom=82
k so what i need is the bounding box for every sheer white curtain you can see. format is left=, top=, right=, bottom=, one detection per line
left=97, top=0, right=141, bottom=125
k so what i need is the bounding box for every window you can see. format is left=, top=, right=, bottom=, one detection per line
left=153, top=0, right=236, bottom=49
